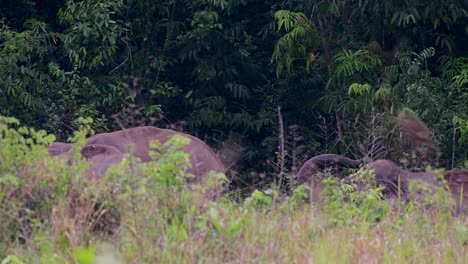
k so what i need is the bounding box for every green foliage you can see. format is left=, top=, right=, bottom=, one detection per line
left=272, top=10, right=317, bottom=77
left=197, top=206, right=246, bottom=238
left=107, top=134, right=229, bottom=262
left=334, top=49, right=382, bottom=79
left=348, top=83, right=372, bottom=96
left=243, top=189, right=273, bottom=209
left=1, top=0, right=468, bottom=260
left=0, top=117, right=91, bottom=260
left=284, top=184, right=309, bottom=208
left=0, top=0, right=467, bottom=192
left=0, top=14, right=124, bottom=138
left=58, top=0, right=127, bottom=70
left=0, top=19, right=59, bottom=110
left=274, top=10, right=308, bottom=32
left=440, top=56, right=468, bottom=86
left=452, top=69, right=468, bottom=86
left=325, top=48, right=384, bottom=115
left=406, top=170, right=456, bottom=217
left=386, top=0, right=467, bottom=53
left=73, top=247, right=95, bottom=264
left=1, top=255, right=24, bottom=264
left=0, top=119, right=466, bottom=263
left=267, top=0, right=467, bottom=170
left=322, top=170, right=388, bottom=226
left=453, top=116, right=468, bottom=146
left=200, top=0, right=248, bottom=14
left=0, top=117, right=227, bottom=262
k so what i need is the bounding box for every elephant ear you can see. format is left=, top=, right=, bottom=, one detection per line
left=81, top=144, right=123, bottom=160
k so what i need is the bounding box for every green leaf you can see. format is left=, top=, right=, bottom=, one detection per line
left=74, top=247, right=96, bottom=264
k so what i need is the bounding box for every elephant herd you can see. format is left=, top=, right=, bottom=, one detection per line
left=49, top=126, right=468, bottom=212
left=297, top=154, right=468, bottom=212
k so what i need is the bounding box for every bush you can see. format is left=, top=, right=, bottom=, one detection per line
left=0, top=116, right=466, bottom=263
left=0, top=116, right=228, bottom=262
left=321, top=169, right=389, bottom=226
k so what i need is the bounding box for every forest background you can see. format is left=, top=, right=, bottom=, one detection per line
left=1, top=0, right=467, bottom=191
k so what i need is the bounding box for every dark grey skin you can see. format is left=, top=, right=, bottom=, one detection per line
left=49, top=143, right=124, bottom=180
left=48, top=126, right=225, bottom=182
left=296, top=154, right=362, bottom=184
left=344, top=159, right=440, bottom=202
left=296, top=154, right=362, bottom=203
left=81, top=144, right=124, bottom=180
left=348, top=159, right=468, bottom=212
left=297, top=154, right=468, bottom=212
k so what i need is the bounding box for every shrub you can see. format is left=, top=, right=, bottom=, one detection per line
left=0, top=116, right=228, bottom=262
left=0, top=116, right=466, bottom=263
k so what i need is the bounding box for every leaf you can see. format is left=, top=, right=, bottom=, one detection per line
left=74, top=247, right=95, bottom=264
left=374, top=86, right=391, bottom=101
left=348, top=83, right=372, bottom=96
left=272, top=10, right=315, bottom=77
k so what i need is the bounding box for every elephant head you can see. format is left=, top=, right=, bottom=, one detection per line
left=80, top=144, right=124, bottom=180
left=296, top=154, right=362, bottom=203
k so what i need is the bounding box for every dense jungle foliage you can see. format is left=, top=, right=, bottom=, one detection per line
left=1, top=0, right=467, bottom=190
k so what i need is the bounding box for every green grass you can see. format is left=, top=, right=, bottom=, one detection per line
left=1, top=117, right=467, bottom=264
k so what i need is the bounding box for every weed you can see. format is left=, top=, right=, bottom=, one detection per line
left=0, top=117, right=466, bottom=263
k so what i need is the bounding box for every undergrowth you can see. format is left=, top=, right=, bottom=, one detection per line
left=0, top=117, right=467, bottom=263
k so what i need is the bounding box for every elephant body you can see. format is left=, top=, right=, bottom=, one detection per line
left=49, top=126, right=225, bottom=181
left=297, top=154, right=468, bottom=212
left=363, top=160, right=468, bottom=212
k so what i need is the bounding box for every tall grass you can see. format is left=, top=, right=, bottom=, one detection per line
left=1, top=117, right=466, bottom=263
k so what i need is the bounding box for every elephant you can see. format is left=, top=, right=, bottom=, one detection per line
left=50, top=143, right=124, bottom=180
left=295, top=154, right=362, bottom=203
left=48, top=126, right=226, bottom=182
left=346, top=159, right=442, bottom=202
left=80, top=144, right=125, bottom=180
left=357, top=160, right=468, bottom=212
left=297, top=154, right=468, bottom=212
left=296, top=154, right=362, bottom=184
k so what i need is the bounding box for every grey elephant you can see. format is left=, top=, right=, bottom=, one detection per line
left=48, top=126, right=226, bottom=183
left=297, top=154, right=468, bottom=212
